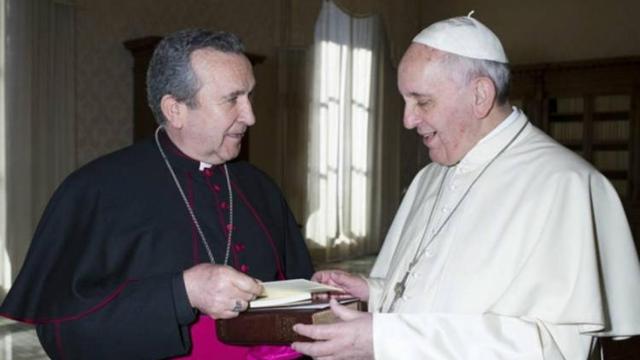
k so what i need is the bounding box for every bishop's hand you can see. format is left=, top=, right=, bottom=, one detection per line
left=183, top=263, right=263, bottom=319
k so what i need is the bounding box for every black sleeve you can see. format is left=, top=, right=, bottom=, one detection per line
left=281, top=197, right=315, bottom=280
left=35, top=273, right=195, bottom=360
left=172, top=273, right=198, bottom=326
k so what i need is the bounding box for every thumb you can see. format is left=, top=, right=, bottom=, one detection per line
left=331, top=271, right=350, bottom=286
left=330, top=298, right=362, bottom=321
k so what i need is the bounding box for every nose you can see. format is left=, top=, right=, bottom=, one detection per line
left=403, top=103, right=420, bottom=130
left=240, top=96, right=256, bottom=126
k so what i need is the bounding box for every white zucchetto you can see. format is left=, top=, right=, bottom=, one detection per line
left=412, top=12, right=508, bottom=63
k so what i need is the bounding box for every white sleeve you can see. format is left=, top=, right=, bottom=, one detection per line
left=366, top=277, right=386, bottom=312
left=372, top=312, right=593, bottom=360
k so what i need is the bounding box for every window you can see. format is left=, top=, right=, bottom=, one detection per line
left=305, top=1, right=384, bottom=261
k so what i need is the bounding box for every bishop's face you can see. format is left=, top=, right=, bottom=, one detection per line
left=398, top=44, right=482, bottom=166
left=171, top=48, right=256, bottom=165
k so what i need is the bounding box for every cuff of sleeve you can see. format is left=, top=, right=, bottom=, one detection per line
left=172, top=272, right=197, bottom=325
left=366, top=277, right=385, bottom=312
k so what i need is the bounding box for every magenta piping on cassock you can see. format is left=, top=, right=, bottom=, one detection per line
left=231, top=181, right=286, bottom=280
left=0, top=279, right=138, bottom=324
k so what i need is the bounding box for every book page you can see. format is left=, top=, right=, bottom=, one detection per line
left=249, top=297, right=360, bottom=311
left=250, top=279, right=344, bottom=308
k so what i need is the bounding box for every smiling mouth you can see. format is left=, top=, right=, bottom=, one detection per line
left=227, top=132, right=245, bottom=140
left=422, top=131, right=437, bottom=141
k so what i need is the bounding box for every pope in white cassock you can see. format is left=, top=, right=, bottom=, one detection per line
left=292, top=14, right=640, bottom=359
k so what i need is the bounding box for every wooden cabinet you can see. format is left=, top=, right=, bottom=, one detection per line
left=123, top=36, right=265, bottom=161
left=510, top=57, right=640, bottom=241
left=123, top=36, right=163, bottom=142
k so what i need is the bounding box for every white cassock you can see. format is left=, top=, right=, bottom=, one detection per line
left=368, top=108, right=640, bottom=359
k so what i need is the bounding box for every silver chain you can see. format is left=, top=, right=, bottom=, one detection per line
left=382, top=119, right=529, bottom=312
left=154, top=126, right=233, bottom=265
left=416, top=120, right=529, bottom=261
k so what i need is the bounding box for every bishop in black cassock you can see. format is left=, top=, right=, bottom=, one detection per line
left=0, top=131, right=314, bottom=358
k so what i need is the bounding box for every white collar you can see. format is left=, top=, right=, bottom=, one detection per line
left=198, top=161, right=213, bottom=171
left=456, top=107, right=525, bottom=173
left=477, top=107, right=519, bottom=145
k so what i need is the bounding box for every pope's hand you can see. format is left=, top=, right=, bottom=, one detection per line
left=312, top=270, right=369, bottom=301
left=183, top=263, right=263, bottom=319
left=291, top=298, right=373, bottom=359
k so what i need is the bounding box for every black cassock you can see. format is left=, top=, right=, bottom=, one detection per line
left=0, top=132, right=314, bottom=359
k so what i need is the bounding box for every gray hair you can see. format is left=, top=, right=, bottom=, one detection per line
left=146, top=29, right=245, bottom=125
left=438, top=52, right=511, bottom=105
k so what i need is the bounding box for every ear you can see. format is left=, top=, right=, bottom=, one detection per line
left=472, top=77, right=497, bottom=118
left=160, top=94, right=186, bottom=129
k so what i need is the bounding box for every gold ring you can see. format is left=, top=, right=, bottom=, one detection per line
left=232, top=300, right=243, bottom=312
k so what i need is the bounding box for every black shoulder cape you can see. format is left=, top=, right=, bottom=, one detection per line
left=0, top=133, right=313, bottom=358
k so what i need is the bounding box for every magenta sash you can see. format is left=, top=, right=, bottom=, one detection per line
left=173, top=315, right=301, bottom=359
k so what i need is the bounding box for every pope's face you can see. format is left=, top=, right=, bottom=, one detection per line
left=177, top=49, right=255, bottom=164
left=398, top=44, right=481, bottom=166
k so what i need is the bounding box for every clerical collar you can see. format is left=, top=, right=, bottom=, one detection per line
left=456, top=107, right=524, bottom=172
left=477, top=106, right=519, bottom=145
left=199, top=162, right=213, bottom=171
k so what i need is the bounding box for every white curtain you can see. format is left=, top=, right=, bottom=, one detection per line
left=1, top=0, right=76, bottom=296
left=305, top=0, right=385, bottom=262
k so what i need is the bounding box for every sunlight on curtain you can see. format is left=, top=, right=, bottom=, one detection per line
left=305, top=0, right=382, bottom=261
left=350, top=41, right=373, bottom=240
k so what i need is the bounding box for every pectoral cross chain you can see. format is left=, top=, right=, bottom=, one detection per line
left=382, top=120, right=529, bottom=314
left=387, top=259, right=417, bottom=312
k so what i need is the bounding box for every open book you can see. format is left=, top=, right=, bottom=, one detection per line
left=249, top=279, right=345, bottom=309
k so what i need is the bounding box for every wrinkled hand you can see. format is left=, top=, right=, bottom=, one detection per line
left=312, top=270, right=369, bottom=301
left=292, top=299, right=373, bottom=360
left=183, top=263, right=263, bottom=319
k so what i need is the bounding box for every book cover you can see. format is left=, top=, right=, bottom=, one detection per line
left=216, top=298, right=364, bottom=345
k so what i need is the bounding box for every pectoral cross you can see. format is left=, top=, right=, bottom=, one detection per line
left=386, top=259, right=417, bottom=312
